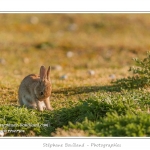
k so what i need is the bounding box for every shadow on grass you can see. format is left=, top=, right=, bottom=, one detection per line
left=53, top=85, right=121, bottom=96
left=53, top=77, right=144, bottom=96
left=41, top=98, right=110, bottom=135
left=41, top=92, right=134, bottom=136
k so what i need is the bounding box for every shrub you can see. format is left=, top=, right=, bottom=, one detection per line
left=114, top=52, right=150, bottom=89
left=64, top=112, right=150, bottom=137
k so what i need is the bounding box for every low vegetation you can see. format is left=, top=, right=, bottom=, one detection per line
left=0, top=14, right=150, bottom=137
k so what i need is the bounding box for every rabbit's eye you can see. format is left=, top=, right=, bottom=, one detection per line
left=40, top=92, right=44, bottom=95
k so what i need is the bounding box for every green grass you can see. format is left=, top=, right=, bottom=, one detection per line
left=0, top=14, right=150, bottom=137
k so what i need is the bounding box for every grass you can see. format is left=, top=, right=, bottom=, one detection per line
left=0, top=14, right=150, bottom=137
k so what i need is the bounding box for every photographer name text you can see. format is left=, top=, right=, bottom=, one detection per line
left=43, top=142, right=121, bottom=148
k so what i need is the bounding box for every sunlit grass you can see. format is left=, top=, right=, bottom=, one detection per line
left=0, top=14, right=150, bottom=136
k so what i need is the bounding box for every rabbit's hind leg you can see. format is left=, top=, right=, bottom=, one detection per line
left=21, top=96, right=37, bottom=109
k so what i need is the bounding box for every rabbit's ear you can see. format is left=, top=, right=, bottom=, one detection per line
left=40, top=66, right=47, bottom=81
left=47, top=66, right=51, bottom=81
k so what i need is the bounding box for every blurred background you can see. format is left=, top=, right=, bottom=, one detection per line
left=0, top=14, right=150, bottom=104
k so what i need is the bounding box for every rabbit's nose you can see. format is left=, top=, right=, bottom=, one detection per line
left=40, top=92, right=44, bottom=95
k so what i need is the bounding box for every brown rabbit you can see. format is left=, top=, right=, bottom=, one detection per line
left=18, top=66, right=53, bottom=111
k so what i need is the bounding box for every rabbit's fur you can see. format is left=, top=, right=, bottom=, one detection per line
left=18, top=66, right=52, bottom=111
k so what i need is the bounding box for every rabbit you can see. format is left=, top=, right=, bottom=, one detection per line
left=18, top=66, right=53, bottom=111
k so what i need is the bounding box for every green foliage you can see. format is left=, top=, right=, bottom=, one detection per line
left=0, top=106, right=50, bottom=136
left=66, top=112, right=150, bottom=137
left=1, top=87, right=150, bottom=137
left=52, top=90, right=150, bottom=136
left=1, top=14, right=150, bottom=137
left=114, top=52, right=150, bottom=89
left=129, top=52, right=150, bottom=86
